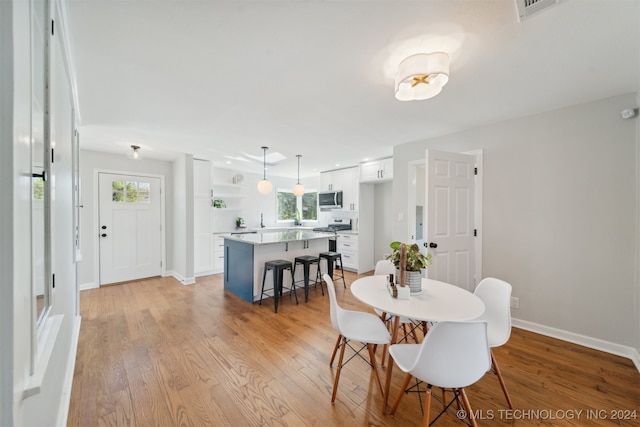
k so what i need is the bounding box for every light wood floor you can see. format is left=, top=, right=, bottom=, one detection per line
left=68, top=272, right=640, bottom=426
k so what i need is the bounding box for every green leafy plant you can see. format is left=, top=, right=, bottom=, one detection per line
left=387, top=241, right=432, bottom=272
left=213, top=199, right=226, bottom=208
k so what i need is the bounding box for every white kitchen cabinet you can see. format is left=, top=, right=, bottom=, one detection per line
left=212, top=234, right=225, bottom=273
left=194, top=159, right=213, bottom=275
left=320, top=166, right=359, bottom=210
left=341, top=166, right=359, bottom=211
left=194, top=159, right=212, bottom=198
left=360, top=157, right=393, bottom=182
left=320, top=169, right=341, bottom=191
left=337, top=233, right=358, bottom=272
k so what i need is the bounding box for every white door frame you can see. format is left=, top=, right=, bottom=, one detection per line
left=92, top=168, right=166, bottom=287
left=407, top=149, right=483, bottom=286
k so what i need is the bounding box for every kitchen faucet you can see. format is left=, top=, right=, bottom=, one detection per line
left=260, top=213, right=265, bottom=228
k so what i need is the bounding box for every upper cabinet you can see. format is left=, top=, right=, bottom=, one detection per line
left=320, top=166, right=359, bottom=210
left=360, top=157, right=393, bottom=182
left=194, top=159, right=212, bottom=198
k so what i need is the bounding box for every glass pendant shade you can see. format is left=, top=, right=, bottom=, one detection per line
left=257, top=179, right=273, bottom=195
left=292, top=183, right=305, bottom=197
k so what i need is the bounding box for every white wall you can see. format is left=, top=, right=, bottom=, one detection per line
left=77, top=150, right=174, bottom=287
left=2, top=1, right=82, bottom=424
left=172, top=154, right=194, bottom=283
left=1, top=1, right=32, bottom=424
left=372, top=182, right=393, bottom=262
left=212, top=167, right=321, bottom=230
left=393, top=93, right=638, bottom=357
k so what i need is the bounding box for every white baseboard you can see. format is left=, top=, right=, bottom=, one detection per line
left=512, top=318, right=640, bottom=373
left=79, top=282, right=97, bottom=291
left=167, top=270, right=196, bottom=285
left=56, top=315, right=81, bottom=427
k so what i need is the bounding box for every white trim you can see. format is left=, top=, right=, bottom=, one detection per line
left=55, top=315, right=80, bottom=427
left=513, top=318, right=640, bottom=373
left=79, top=282, right=97, bottom=291
left=93, top=169, right=167, bottom=287
left=23, top=314, right=63, bottom=399
left=465, top=149, right=483, bottom=284
left=168, top=270, right=196, bottom=285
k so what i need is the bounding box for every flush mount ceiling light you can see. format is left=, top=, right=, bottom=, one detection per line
left=394, top=52, right=449, bottom=101
left=292, top=155, right=305, bottom=197
left=257, top=146, right=273, bottom=195
left=129, top=145, right=141, bottom=159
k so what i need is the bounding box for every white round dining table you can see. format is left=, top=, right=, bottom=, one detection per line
left=350, top=275, right=485, bottom=322
left=350, top=274, right=485, bottom=414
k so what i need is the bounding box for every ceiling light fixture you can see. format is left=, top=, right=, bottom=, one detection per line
left=395, top=52, right=449, bottom=101
left=292, top=155, right=305, bottom=197
left=257, top=146, right=273, bottom=195
left=129, top=145, right=141, bottom=159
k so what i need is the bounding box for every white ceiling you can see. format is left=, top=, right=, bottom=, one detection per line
left=64, top=0, right=639, bottom=179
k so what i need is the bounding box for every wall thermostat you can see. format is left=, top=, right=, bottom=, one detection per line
left=621, top=108, right=638, bottom=119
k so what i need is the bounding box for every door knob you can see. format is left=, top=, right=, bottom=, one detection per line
left=429, top=242, right=438, bottom=248
left=101, top=233, right=107, bottom=237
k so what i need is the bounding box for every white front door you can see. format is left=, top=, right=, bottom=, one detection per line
left=425, top=150, right=475, bottom=290
left=98, top=173, right=162, bottom=285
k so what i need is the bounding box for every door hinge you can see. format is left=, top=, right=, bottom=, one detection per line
left=51, top=148, right=55, bottom=163
left=51, top=19, right=54, bottom=35
left=474, top=229, right=477, bottom=237
left=474, top=167, right=478, bottom=175
left=160, top=261, right=163, bottom=267
left=52, top=273, right=55, bottom=289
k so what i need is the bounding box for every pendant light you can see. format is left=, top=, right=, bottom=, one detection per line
left=257, top=146, right=273, bottom=195
left=129, top=145, right=141, bottom=159
left=292, top=154, right=305, bottom=197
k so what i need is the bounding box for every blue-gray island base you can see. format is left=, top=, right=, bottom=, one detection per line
left=223, top=230, right=332, bottom=303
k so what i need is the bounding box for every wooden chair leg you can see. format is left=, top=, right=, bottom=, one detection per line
left=390, top=372, right=413, bottom=416
left=421, top=387, right=432, bottom=427
left=329, top=334, right=342, bottom=366
left=491, top=349, right=514, bottom=409
left=459, top=388, right=477, bottom=427
left=367, top=344, right=385, bottom=398
left=331, top=337, right=347, bottom=403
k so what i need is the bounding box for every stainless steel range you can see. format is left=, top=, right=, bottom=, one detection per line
left=313, top=219, right=352, bottom=252
left=312, top=218, right=352, bottom=233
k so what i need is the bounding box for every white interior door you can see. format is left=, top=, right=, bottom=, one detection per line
left=425, top=150, right=475, bottom=290
left=99, top=173, right=162, bottom=285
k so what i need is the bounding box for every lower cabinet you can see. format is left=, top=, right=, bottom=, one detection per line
left=212, top=235, right=225, bottom=274
left=337, top=233, right=358, bottom=272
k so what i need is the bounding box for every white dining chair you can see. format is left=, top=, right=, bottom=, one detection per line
left=389, top=321, right=491, bottom=427
left=473, top=277, right=514, bottom=409
left=324, top=274, right=391, bottom=403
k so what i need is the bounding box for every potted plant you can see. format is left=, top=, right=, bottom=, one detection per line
left=387, top=241, right=432, bottom=293
left=236, top=217, right=245, bottom=228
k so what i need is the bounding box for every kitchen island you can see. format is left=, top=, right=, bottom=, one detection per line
left=223, top=230, right=333, bottom=303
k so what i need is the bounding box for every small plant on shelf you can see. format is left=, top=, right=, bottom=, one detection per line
left=212, top=199, right=226, bottom=208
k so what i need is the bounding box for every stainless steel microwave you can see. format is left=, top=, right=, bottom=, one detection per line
left=318, top=190, right=343, bottom=209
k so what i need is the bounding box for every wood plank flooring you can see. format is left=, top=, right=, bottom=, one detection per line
left=68, top=273, right=640, bottom=426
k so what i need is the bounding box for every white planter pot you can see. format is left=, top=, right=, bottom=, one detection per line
left=395, top=268, right=422, bottom=294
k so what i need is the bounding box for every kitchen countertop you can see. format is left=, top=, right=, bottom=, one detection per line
left=223, top=230, right=333, bottom=246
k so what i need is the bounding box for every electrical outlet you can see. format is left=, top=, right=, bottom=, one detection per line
left=510, top=296, right=519, bottom=309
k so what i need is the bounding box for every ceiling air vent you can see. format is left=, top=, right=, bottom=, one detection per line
left=516, top=0, right=566, bottom=22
